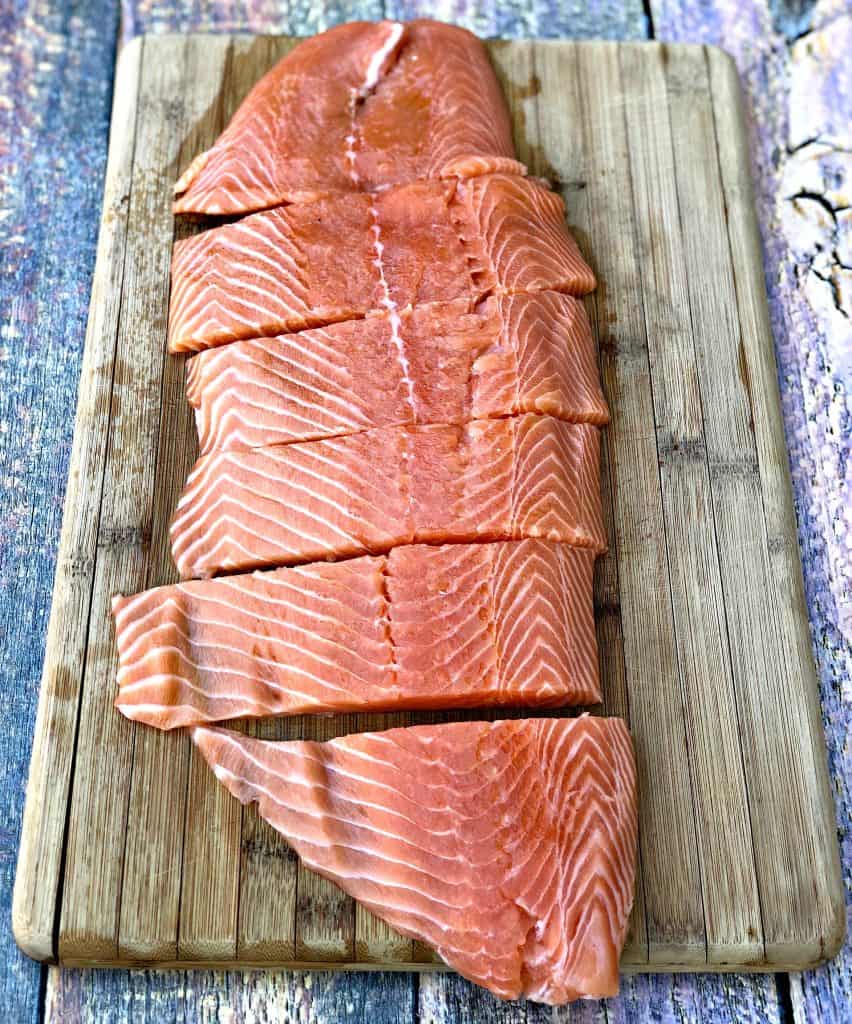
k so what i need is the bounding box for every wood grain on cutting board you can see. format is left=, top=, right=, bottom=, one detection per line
left=12, top=35, right=844, bottom=972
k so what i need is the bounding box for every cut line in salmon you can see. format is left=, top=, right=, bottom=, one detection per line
left=190, top=716, right=638, bottom=1003
left=173, top=20, right=526, bottom=216
left=186, top=292, right=609, bottom=454
left=167, top=174, right=595, bottom=353
left=169, top=414, right=606, bottom=579
left=112, top=540, right=600, bottom=729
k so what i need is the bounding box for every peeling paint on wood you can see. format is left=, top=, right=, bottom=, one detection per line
left=119, top=0, right=649, bottom=43
left=44, top=967, right=416, bottom=1023
left=0, top=0, right=120, bottom=1019
left=419, top=971, right=785, bottom=1023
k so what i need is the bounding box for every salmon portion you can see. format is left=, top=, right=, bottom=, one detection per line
left=173, top=20, right=525, bottom=216
left=388, top=542, right=598, bottom=704
left=353, top=20, right=525, bottom=187
left=168, top=174, right=595, bottom=353
left=191, top=716, right=638, bottom=1003
left=169, top=415, right=606, bottom=578
left=168, top=191, right=381, bottom=353
left=112, top=541, right=600, bottom=729
left=186, top=292, right=609, bottom=454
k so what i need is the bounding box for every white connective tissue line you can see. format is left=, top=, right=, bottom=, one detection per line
left=360, top=22, right=404, bottom=97
left=370, top=218, right=418, bottom=420
left=345, top=23, right=404, bottom=187
left=344, top=94, right=360, bottom=187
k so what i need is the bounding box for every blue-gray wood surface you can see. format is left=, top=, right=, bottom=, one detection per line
left=1, top=0, right=848, bottom=1020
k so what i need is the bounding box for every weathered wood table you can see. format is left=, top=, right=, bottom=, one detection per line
left=1, top=0, right=848, bottom=1020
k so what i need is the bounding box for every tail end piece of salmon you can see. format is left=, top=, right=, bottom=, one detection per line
left=190, top=716, right=638, bottom=1004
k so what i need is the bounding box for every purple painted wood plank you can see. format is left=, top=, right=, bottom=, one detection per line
left=120, top=0, right=649, bottom=41
left=45, top=967, right=415, bottom=1023
left=121, top=0, right=383, bottom=39
left=786, top=11, right=852, bottom=1016
left=419, top=972, right=784, bottom=1023
left=383, top=0, right=649, bottom=39
left=0, top=0, right=120, bottom=1019
left=611, top=974, right=784, bottom=1023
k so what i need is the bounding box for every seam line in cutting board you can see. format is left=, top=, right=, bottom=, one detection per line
left=113, top=213, right=174, bottom=956
left=292, top=838, right=305, bottom=961
left=704, top=40, right=789, bottom=954
left=616, top=42, right=709, bottom=964
left=52, top=35, right=148, bottom=960
left=646, top=38, right=764, bottom=962
left=173, top=34, right=240, bottom=958
left=114, top=39, right=189, bottom=954
left=234, top=739, right=250, bottom=962
left=621, top=41, right=708, bottom=963
left=676, top=43, right=767, bottom=961
left=233, top=798, right=245, bottom=960
left=707, top=40, right=841, bottom=957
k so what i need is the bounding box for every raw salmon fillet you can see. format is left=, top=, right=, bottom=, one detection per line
left=112, top=540, right=600, bottom=729
left=167, top=174, right=595, bottom=353
left=170, top=415, right=606, bottom=578
left=173, top=20, right=525, bottom=215
left=191, top=716, right=638, bottom=1003
left=186, top=292, right=609, bottom=453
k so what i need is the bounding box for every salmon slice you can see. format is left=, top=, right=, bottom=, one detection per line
left=167, top=174, right=595, bottom=353
left=186, top=292, right=609, bottom=454
left=191, top=716, right=638, bottom=1003
left=352, top=20, right=525, bottom=187
left=169, top=415, right=606, bottom=578
left=173, top=20, right=525, bottom=216
left=112, top=540, right=600, bottom=729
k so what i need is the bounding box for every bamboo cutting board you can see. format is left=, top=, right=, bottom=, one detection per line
left=13, top=35, right=844, bottom=973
